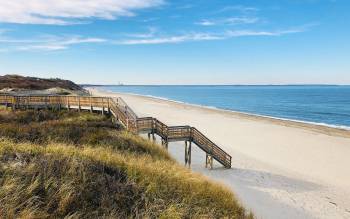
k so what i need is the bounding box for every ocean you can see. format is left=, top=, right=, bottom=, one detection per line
left=98, top=85, right=350, bottom=129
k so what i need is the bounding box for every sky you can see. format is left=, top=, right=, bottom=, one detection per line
left=0, top=0, right=349, bottom=85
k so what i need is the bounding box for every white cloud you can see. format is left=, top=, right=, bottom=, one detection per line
left=0, top=35, right=106, bottom=51
left=196, top=20, right=216, bottom=26
left=125, top=27, right=158, bottom=38
left=116, top=26, right=308, bottom=45
left=117, top=33, right=223, bottom=45
left=196, top=17, right=259, bottom=26
left=217, top=5, right=259, bottom=13
left=0, top=0, right=163, bottom=25
left=226, top=30, right=297, bottom=37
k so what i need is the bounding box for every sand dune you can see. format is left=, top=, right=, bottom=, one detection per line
left=89, top=88, right=350, bottom=219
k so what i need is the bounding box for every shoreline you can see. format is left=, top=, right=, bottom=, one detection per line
left=89, top=87, right=350, bottom=139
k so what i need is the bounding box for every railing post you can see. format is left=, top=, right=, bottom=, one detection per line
left=78, top=96, right=81, bottom=112
left=5, top=95, right=8, bottom=110
left=12, top=96, right=16, bottom=111
left=25, top=96, right=29, bottom=110
left=102, top=98, right=105, bottom=115
left=45, top=96, right=48, bottom=110
left=90, top=97, right=93, bottom=113
left=107, top=98, right=111, bottom=114
left=152, top=118, right=156, bottom=135
left=67, top=97, right=70, bottom=111
left=58, top=96, right=61, bottom=111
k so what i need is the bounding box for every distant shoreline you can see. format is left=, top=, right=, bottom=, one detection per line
left=88, top=87, right=350, bottom=138
left=83, top=84, right=350, bottom=87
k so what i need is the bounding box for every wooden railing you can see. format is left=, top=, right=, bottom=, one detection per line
left=0, top=94, right=232, bottom=168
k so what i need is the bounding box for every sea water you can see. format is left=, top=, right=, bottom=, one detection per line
left=98, top=85, right=350, bottom=129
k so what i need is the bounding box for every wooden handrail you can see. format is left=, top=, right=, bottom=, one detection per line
left=0, top=94, right=232, bottom=168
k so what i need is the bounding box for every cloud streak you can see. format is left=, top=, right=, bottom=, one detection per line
left=18, top=37, right=106, bottom=51
left=216, top=5, right=259, bottom=13
left=0, top=35, right=106, bottom=51
left=0, top=0, right=163, bottom=25
left=196, top=17, right=259, bottom=26
left=116, top=26, right=308, bottom=45
left=117, top=33, right=223, bottom=45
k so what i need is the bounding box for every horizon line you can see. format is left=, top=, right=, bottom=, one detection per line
left=81, top=84, right=350, bottom=86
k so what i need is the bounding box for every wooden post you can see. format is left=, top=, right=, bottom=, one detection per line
left=148, top=133, right=151, bottom=140
left=78, top=96, right=81, bottom=112
left=67, top=97, right=70, bottom=111
left=161, top=138, right=168, bottom=150
left=12, top=96, right=16, bottom=111
left=210, top=155, right=213, bottom=169
left=188, top=141, right=192, bottom=166
left=205, top=154, right=213, bottom=169
left=45, top=96, right=48, bottom=110
left=205, top=154, right=208, bottom=168
left=185, top=141, right=188, bottom=165
left=5, top=95, right=8, bottom=110
left=101, top=98, right=105, bottom=115
left=90, top=97, right=93, bottom=113
left=165, top=139, right=168, bottom=150
left=25, top=97, right=29, bottom=110
left=107, top=98, right=111, bottom=114
left=152, top=133, right=156, bottom=141
left=185, top=141, right=192, bottom=167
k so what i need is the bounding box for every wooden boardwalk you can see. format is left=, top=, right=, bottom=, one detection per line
left=0, top=95, right=232, bottom=168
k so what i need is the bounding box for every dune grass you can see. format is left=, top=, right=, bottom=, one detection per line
left=0, top=109, right=252, bottom=218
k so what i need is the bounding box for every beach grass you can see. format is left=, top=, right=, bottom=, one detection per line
left=0, top=109, right=252, bottom=218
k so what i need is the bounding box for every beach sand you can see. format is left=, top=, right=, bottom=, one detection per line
left=88, top=88, right=350, bottom=219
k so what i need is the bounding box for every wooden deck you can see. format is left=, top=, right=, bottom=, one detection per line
left=0, top=95, right=232, bottom=168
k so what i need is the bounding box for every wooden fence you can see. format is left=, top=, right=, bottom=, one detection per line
left=0, top=94, right=232, bottom=168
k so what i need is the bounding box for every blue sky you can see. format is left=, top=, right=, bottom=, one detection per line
left=0, top=0, right=349, bottom=85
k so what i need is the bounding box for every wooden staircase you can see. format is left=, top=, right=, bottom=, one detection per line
left=0, top=95, right=232, bottom=168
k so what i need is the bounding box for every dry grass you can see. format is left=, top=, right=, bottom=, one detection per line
left=0, top=109, right=253, bottom=219
left=0, top=110, right=170, bottom=160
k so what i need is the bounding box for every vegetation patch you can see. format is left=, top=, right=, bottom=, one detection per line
left=0, top=74, right=82, bottom=91
left=0, top=109, right=252, bottom=218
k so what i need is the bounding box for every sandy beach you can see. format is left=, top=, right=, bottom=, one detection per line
left=89, top=88, right=350, bottom=219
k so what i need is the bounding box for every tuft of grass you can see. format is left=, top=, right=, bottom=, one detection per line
left=0, top=109, right=253, bottom=218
